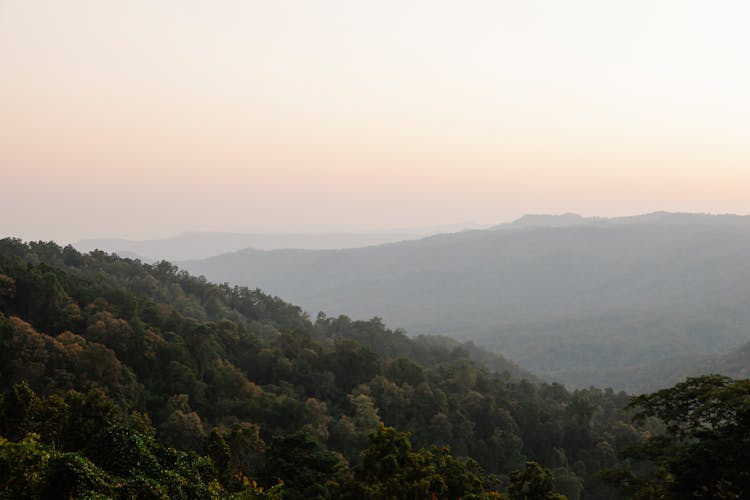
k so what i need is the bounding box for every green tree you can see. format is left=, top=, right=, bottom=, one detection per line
left=0, top=434, right=53, bottom=498
left=507, top=461, right=566, bottom=500
left=227, top=422, right=265, bottom=481
left=261, top=431, right=342, bottom=500
left=342, top=426, right=489, bottom=499
left=620, top=375, right=750, bottom=498
left=204, top=428, right=232, bottom=485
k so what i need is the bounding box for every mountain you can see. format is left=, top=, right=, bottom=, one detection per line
left=73, top=223, right=483, bottom=262
left=491, top=212, right=589, bottom=229
left=74, top=231, right=420, bottom=262
left=179, top=212, right=750, bottom=391
left=0, top=238, right=631, bottom=499
left=491, top=211, right=746, bottom=230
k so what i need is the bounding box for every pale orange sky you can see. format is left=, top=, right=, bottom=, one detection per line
left=2, top=0, right=749, bottom=242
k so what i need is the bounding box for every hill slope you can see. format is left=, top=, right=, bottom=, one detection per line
left=180, top=213, right=750, bottom=391
left=0, top=238, right=633, bottom=498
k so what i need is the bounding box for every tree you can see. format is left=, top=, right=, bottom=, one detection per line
left=324, top=339, right=381, bottom=392
left=0, top=382, right=41, bottom=441
left=507, top=461, right=566, bottom=500
left=0, top=434, right=53, bottom=498
left=158, top=394, right=205, bottom=451
left=0, top=274, right=16, bottom=313
left=619, top=375, right=750, bottom=498
left=204, top=428, right=232, bottom=484
left=261, top=431, right=342, bottom=500
left=227, top=422, right=265, bottom=480
left=341, top=426, right=490, bottom=499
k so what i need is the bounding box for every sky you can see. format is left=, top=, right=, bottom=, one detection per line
left=2, top=0, right=750, bottom=243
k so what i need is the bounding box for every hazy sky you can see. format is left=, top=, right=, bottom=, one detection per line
left=2, top=1, right=749, bottom=242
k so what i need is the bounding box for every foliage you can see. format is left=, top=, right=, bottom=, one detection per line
left=338, top=426, right=489, bottom=499
left=261, top=431, right=342, bottom=499
left=507, top=461, right=566, bottom=500
left=606, top=375, right=750, bottom=499
left=0, top=238, right=641, bottom=498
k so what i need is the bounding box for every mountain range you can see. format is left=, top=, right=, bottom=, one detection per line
left=176, top=212, right=750, bottom=391
left=73, top=223, right=482, bottom=262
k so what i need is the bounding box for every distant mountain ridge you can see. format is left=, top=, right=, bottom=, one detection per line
left=75, top=231, right=422, bottom=262
left=492, top=211, right=749, bottom=230
left=74, top=223, right=483, bottom=262
left=178, top=212, right=750, bottom=391
left=492, top=212, right=589, bottom=229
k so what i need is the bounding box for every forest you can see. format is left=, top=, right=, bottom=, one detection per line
left=1, top=238, right=748, bottom=499
left=178, top=213, right=750, bottom=392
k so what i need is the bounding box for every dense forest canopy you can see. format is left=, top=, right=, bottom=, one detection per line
left=1, top=237, right=748, bottom=498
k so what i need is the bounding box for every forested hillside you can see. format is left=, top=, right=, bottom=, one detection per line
left=0, top=239, right=641, bottom=498
left=180, top=213, right=750, bottom=391
left=2, top=238, right=748, bottom=498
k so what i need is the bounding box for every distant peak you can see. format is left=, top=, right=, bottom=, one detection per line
left=511, top=213, right=587, bottom=227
